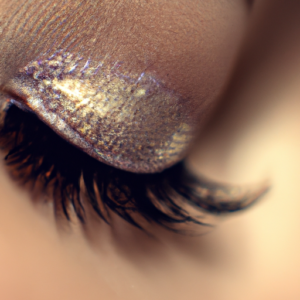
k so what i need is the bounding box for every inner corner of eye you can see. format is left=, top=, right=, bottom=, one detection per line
left=5, top=51, right=198, bottom=173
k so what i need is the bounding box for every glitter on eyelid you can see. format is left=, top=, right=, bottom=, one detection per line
left=5, top=50, right=194, bottom=173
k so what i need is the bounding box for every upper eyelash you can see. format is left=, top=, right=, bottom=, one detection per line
left=0, top=102, right=267, bottom=233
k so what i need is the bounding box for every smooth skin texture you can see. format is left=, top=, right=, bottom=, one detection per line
left=0, top=0, right=300, bottom=299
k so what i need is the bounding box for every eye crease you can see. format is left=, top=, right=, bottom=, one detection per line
left=4, top=50, right=193, bottom=173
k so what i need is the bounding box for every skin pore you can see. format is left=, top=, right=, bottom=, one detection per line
left=0, top=0, right=300, bottom=300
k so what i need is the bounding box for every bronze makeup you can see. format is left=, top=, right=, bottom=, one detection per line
left=5, top=50, right=194, bottom=173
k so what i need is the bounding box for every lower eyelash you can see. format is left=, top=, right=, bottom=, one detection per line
left=0, top=102, right=267, bottom=233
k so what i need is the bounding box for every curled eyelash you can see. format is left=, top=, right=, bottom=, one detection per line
left=0, top=103, right=267, bottom=232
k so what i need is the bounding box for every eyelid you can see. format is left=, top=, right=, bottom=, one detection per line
left=4, top=50, right=194, bottom=173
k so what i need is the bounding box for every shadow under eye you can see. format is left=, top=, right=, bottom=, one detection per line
left=0, top=102, right=268, bottom=234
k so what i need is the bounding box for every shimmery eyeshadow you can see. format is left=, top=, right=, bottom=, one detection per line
left=5, top=50, right=194, bottom=173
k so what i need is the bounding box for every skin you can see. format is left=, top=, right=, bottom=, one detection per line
left=0, top=0, right=249, bottom=172
left=0, top=0, right=300, bottom=299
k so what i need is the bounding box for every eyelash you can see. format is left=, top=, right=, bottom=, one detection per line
left=0, top=103, right=265, bottom=233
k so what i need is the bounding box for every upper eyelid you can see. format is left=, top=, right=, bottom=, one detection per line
left=1, top=2, right=198, bottom=174
left=0, top=2, right=252, bottom=172
left=5, top=49, right=194, bottom=173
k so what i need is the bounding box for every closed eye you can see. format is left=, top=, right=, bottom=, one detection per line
left=0, top=0, right=265, bottom=233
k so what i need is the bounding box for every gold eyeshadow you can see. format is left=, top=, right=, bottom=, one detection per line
left=4, top=50, right=194, bottom=173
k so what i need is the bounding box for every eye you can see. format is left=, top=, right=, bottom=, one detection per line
left=0, top=0, right=266, bottom=233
